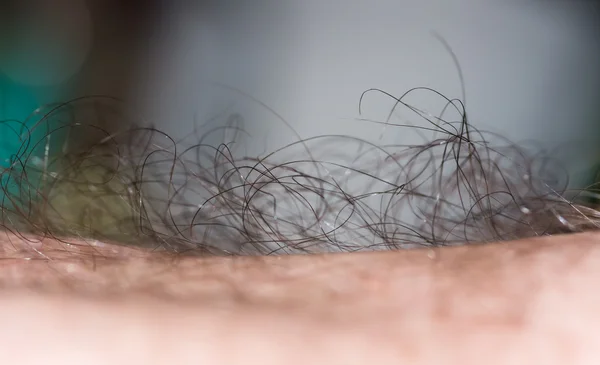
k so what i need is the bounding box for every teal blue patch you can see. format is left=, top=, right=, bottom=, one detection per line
left=0, top=75, right=67, bottom=213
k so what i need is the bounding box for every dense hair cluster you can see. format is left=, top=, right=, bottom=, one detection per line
left=1, top=88, right=598, bottom=256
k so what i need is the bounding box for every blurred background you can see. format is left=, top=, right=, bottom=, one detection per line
left=1, top=0, right=599, bottom=187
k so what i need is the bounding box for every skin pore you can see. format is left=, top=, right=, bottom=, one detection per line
left=1, top=231, right=600, bottom=364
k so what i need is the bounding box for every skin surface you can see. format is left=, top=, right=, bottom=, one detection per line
left=1, top=231, right=600, bottom=364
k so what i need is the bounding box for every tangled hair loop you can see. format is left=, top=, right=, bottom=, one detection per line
left=1, top=88, right=598, bottom=256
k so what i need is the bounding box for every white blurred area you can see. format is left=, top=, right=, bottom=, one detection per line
left=6, top=1, right=597, bottom=185
left=132, top=0, right=600, bottom=186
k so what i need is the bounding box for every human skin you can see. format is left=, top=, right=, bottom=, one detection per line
left=1, top=232, right=600, bottom=364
